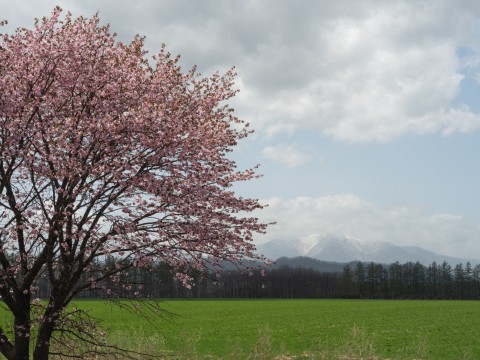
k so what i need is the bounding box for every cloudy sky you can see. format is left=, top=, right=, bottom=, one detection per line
left=3, top=1, right=480, bottom=258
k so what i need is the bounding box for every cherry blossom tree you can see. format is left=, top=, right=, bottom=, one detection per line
left=0, top=7, right=268, bottom=359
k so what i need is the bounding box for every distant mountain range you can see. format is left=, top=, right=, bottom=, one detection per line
left=272, top=256, right=347, bottom=272
left=257, top=234, right=479, bottom=266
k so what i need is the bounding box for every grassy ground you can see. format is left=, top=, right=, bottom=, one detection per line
left=63, top=299, right=480, bottom=359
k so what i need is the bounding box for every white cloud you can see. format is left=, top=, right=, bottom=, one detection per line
left=261, top=144, right=311, bottom=168
left=257, top=194, right=480, bottom=259
left=235, top=2, right=480, bottom=142
left=4, top=1, right=480, bottom=142
left=145, top=1, right=480, bottom=142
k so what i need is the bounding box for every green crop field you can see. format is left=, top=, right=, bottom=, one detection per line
left=2, top=299, right=480, bottom=359
left=73, top=299, right=480, bottom=359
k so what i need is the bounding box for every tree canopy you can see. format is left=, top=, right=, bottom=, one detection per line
left=0, top=7, right=268, bottom=359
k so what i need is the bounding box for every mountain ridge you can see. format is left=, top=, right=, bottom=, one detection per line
left=257, top=234, right=479, bottom=266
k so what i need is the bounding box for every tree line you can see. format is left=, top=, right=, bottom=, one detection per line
left=28, top=258, right=480, bottom=300
left=342, top=260, right=480, bottom=299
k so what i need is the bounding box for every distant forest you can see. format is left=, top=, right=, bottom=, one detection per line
left=30, top=257, right=480, bottom=300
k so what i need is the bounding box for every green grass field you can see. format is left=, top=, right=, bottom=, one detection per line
left=2, top=299, right=480, bottom=359
left=60, top=299, right=480, bottom=359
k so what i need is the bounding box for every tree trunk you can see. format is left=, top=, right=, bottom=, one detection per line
left=9, top=317, right=30, bottom=360
left=0, top=329, right=14, bottom=359
left=33, top=321, right=55, bottom=360
left=11, top=294, right=31, bottom=360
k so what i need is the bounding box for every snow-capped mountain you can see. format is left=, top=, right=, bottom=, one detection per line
left=257, top=234, right=479, bottom=265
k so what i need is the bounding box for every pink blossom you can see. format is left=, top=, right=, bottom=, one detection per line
left=0, top=7, right=270, bottom=357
